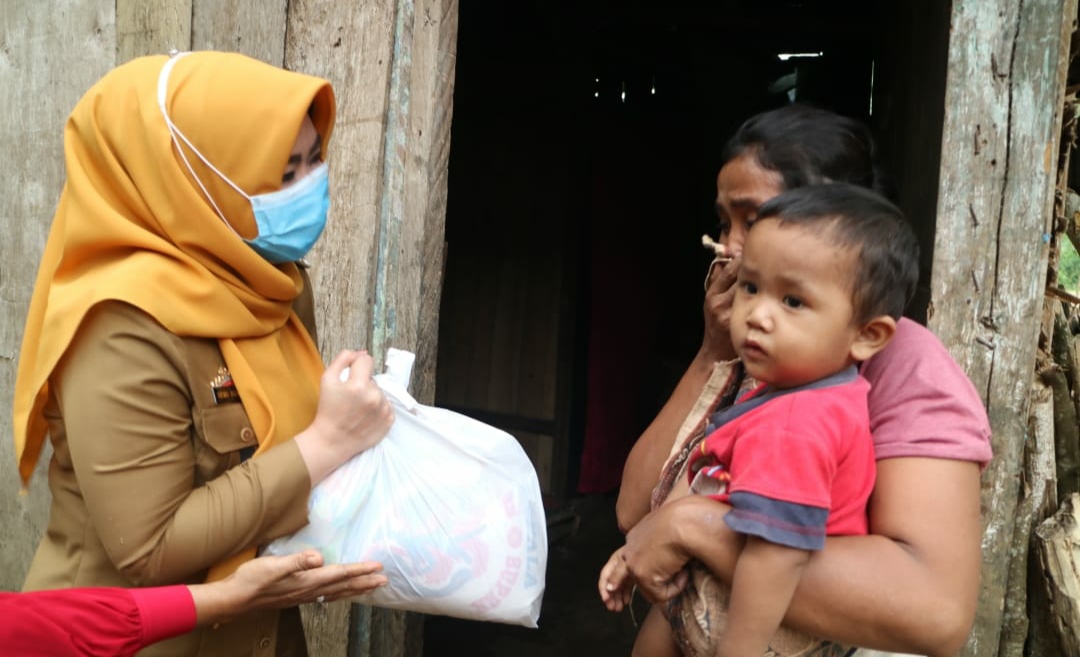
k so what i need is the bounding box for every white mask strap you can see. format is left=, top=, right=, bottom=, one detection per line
left=157, top=51, right=247, bottom=236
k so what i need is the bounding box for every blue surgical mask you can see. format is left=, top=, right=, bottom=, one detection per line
left=246, top=162, right=330, bottom=263
left=157, top=51, right=330, bottom=264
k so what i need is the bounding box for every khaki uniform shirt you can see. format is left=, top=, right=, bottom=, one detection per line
left=23, top=273, right=321, bottom=657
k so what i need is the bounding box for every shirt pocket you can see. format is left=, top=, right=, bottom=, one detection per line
left=194, top=404, right=258, bottom=483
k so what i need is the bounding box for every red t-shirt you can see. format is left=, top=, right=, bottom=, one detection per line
left=1, top=585, right=196, bottom=656
left=689, top=370, right=876, bottom=550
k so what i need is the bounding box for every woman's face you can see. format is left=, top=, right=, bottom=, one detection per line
left=281, top=115, right=323, bottom=188
left=713, top=152, right=786, bottom=255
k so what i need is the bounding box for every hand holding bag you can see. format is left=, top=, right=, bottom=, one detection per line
left=265, top=349, right=548, bottom=628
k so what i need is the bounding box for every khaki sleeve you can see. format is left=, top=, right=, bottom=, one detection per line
left=54, top=301, right=311, bottom=587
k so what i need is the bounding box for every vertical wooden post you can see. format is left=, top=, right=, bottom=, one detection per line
left=0, top=0, right=117, bottom=592
left=932, top=0, right=1077, bottom=654
left=287, top=0, right=458, bottom=654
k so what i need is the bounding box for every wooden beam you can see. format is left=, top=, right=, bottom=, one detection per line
left=117, top=0, right=192, bottom=62
left=1033, top=492, right=1080, bottom=656
left=0, top=0, right=117, bottom=595
left=932, top=0, right=1078, bottom=654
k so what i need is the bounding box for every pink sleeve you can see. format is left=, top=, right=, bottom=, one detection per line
left=1, top=586, right=194, bottom=657
left=860, top=318, right=992, bottom=467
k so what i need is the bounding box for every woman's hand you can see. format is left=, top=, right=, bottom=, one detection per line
left=701, top=255, right=740, bottom=362
left=318, top=350, right=394, bottom=456
left=618, top=498, right=724, bottom=603
left=616, top=255, right=744, bottom=533
left=190, top=549, right=387, bottom=626
left=295, top=349, right=395, bottom=484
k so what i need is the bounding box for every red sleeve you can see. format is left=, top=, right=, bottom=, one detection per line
left=129, top=586, right=198, bottom=646
left=1, top=586, right=196, bottom=657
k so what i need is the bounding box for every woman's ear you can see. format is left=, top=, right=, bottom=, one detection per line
left=850, top=315, right=897, bottom=362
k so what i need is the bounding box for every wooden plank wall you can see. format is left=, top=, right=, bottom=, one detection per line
left=0, top=1, right=457, bottom=656
left=871, top=0, right=952, bottom=323
left=0, top=0, right=116, bottom=596
left=434, top=114, right=581, bottom=496
left=932, top=0, right=1076, bottom=655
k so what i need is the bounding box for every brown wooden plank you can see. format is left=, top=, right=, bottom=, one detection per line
left=1033, top=492, right=1080, bottom=655
left=512, top=430, right=556, bottom=494
left=192, top=0, right=287, bottom=65
left=999, top=379, right=1056, bottom=657
left=289, top=0, right=395, bottom=363
left=0, top=0, right=116, bottom=593
left=465, top=249, right=499, bottom=408
left=284, top=1, right=397, bottom=655
left=492, top=241, right=527, bottom=412
left=872, top=0, right=952, bottom=321
left=287, top=0, right=458, bottom=654
left=520, top=248, right=562, bottom=420
left=405, top=0, right=458, bottom=405
left=933, top=0, right=1077, bottom=654
left=117, top=0, right=192, bottom=62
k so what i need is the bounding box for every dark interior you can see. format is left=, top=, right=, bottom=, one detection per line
left=428, top=1, right=946, bottom=650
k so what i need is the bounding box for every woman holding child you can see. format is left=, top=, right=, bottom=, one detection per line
left=610, top=104, right=993, bottom=656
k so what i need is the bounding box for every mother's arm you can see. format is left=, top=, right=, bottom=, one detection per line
left=615, top=349, right=719, bottom=531
left=616, top=257, right=742, bottom=531
left=624, top=456, right=981, bottom=656
left=783, top=456, right=982, bottom=655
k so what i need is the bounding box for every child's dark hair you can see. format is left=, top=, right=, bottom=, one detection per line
left=755, top=183, right=919, bottom=324
left=722, top=103, right=897, bottom=202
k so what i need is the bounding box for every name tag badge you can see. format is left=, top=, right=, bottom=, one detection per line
left=211, top=366, right=241, bottom=405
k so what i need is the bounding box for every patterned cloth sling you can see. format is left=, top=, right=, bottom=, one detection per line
left=650, top=361, right=857, bottom=657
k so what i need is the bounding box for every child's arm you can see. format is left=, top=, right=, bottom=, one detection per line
left=718, top=536, right=810, bottom=656
left=598, top=547, right=635, bottom=612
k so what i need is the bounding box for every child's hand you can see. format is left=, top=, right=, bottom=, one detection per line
left=598, top=547, right=635, bottom=612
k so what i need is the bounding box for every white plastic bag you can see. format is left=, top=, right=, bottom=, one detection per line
left=265, top=349, right=548, bottom=628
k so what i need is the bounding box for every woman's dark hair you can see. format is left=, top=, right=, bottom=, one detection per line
left=755, top=182, right=919, bottom=324
left=721, top=103, right=897, bottom=202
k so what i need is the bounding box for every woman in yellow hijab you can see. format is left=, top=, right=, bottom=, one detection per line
left=13, top=51, right=393, bottom=656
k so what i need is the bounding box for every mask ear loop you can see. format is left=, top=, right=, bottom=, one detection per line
left=156, top=52, right=248, bottom=238
left=701, top=234, right=732, bottom=292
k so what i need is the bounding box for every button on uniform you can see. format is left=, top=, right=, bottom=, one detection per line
left=240, top=427, right=255, bottom=442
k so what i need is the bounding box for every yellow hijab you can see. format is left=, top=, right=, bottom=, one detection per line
left=13, top=51, right=335, bottom=578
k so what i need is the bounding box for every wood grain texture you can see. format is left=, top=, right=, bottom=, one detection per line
left=285, top=2, right=396, bottom=654
left=289, top=0, right=395, bottom=366
left=407, top=0, right=458, bottom=406
left=117, top=0, right=191, bottom=62
left=192, top=0, right=287, bottom=65
left=285, top=0, right=458, bottom=654
left=0, top=0, right=116, bottom=592
left=1034, top=492, right=1080, bottom=656
left=933, top=1, right=1076, bottom=654
left=1000, top=379, right=1056, bottom=657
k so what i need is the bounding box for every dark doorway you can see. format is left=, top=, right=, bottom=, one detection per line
left=427, top=0, right=942, bottom=653
left=435, top=0, right=886, bottom=502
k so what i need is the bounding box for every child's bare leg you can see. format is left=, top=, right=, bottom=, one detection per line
left=631, top=605, right=680, bottom=657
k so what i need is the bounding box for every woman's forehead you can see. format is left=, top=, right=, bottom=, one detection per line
left=716, top=153, right=784, bottom=207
